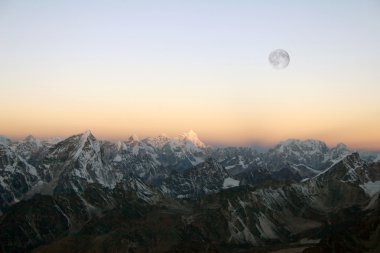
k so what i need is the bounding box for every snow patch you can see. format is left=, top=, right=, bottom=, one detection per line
left=132, top=145, right=140, bottom=155
left=180, top=130, right=206, bottom=149
left=74, top=131, right=92, bottom=159
left=113, top=154, right=122, bottom=162
left=223, top=177, right=240, bottom=189
left=256, top=213, right=278, bottom=239
left=225, top=165, right=235, bottom=170
left=364, top=192, right=379, bottom=210
left=360, top=181, right=380, bottom=197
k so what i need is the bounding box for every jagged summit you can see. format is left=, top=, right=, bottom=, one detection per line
left=331, top=143, right=350, bottom=154
left=24, top=135, right=36, bottom=142
left=46, top=130, right=99, bottom=162
left=128, top=134, right=140, bottom=142
left=179, top=129, right=206, bottom=148
left=1, top=132, right=380, bottom=253
left=314, top=152, right=368, bottom=183
left=81, top=129, right=93, bottom=138
left=68, top=130, right=96, bottom=145
left=141, top=130, right=207, bottom=153
left=276, top=138, right=328, bottom=150
left=21, top=135, right=43, bottom=147
left=143, top=134, right=171, bottom=149
left=335, top=143, right=348, bottom=149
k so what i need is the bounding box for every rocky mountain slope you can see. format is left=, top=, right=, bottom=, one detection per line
left=1, top=131, right=380, bottom=252
left=160, top=158, right=236, bottom=199
left=1, top=153, right=379, bottom=253
left=1, top=131, right=379, bottom=213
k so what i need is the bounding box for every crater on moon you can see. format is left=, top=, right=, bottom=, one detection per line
left=269, top=49, right=290, bottom=69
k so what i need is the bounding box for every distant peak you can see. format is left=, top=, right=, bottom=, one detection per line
left=70, top=130, right=97, bottom=158
left=180, top=130, right=206, bottom=148
left=277, top=138, right=328, bottom=149
left=335, top=143, right=348, bottom=149
left=152, top=133, right=170, bottom=142
left=187, top=129, right=197, bottom=136
left=24, top=135, right=36, bottom=141
left=83, top=129, right=92, bottom=136
left=23, top=135, right=42, bottom=146
left=277, top=139, right=300, bottom=146
left=128, top=134, right=139, bottom=141
left=78, top=130, right=95, bottom=141
left=279, top=138, right=325, bottom=145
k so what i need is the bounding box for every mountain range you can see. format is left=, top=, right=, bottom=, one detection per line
left=0, top=130, right=379, bottom=252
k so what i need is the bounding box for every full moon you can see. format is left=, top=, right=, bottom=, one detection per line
left=269, top=49, right=290, bottom=69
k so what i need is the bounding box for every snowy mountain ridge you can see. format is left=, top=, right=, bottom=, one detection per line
left=1, top=130, right=380, bottom=214
left=1, top=132, right=380, bottom=253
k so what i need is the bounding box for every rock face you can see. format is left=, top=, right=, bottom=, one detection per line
left=0, top=181, right=163, bottom=253
left=160, top=158, right=234, bottom=199
left=35, top=131, right=119, bottom=195
left=1, top=132, right=380, bottom=253
left=1, top=153, right=378, bottom=253
left=263, top=139, right=352, bottom=172
left=0, top=144, right=40, bottom=212
left=211, top=139, right=366, bottom=180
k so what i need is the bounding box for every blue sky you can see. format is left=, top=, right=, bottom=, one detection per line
left=1, top=0, right=380, bottom=149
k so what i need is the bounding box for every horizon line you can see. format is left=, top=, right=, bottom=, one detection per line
left=1, top=130, right=380, bottom=152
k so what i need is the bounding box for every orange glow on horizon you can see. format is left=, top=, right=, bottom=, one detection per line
left=1, top=105, right=379, bottom=151
left=1, top=1, right=380, bottom=151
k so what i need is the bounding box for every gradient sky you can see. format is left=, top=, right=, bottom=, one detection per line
left=1, top=0, right=380, bottom=149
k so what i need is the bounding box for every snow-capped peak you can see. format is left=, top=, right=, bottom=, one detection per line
left=278, top=139, right=327, bottom=149
left=68, top=130, right=98, bottom=158
left=143, top=134, right=171, bottom=149
left=274, top=138, right=329, bottom=155
left=314, top=152, right=366, bottom=183
left=79, top=130, right=96, bottom=144
left=180, top=130, right=206, bottom=148
left=82, top=130, right=92, bottom=138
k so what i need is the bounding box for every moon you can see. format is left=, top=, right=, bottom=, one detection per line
left=269, top=49, right=290, bottom=69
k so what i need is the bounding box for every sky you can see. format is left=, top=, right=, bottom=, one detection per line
left=0, top=0, right=380, bottom=149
